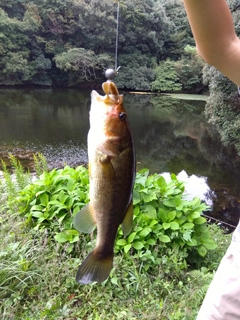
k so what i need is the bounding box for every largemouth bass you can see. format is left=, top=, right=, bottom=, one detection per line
left=73, top=81, right=135, bottom=284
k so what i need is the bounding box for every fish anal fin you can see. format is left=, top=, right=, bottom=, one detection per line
left=76, top=249, right=113, bottom=284
left=121, top=199, right=133, bottom=236
left=73, top=203, right=96, bottom=233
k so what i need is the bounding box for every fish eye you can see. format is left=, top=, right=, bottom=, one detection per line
left=118, top=112, right=126, bottom=121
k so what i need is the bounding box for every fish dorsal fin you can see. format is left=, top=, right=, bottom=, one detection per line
left=121, top=199, right=133, bottom=236
left=73, top=203, right=96, bottom=233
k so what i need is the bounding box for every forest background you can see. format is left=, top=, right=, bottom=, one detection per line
left=1, top=0, right=240, bottom=153
left=0, top=0, right=205, bottom=91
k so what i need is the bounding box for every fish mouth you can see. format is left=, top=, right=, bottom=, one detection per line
left=91, top=81, right=123, bottom=107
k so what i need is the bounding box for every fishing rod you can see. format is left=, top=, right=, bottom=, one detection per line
left=105, top=0, right=121, bottom=81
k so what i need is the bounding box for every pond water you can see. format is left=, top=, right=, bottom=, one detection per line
left=0, top=88, right=240, bottom=228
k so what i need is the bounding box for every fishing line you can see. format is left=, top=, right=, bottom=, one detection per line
left=115, top=0, right=120, bottom=72
left=105, top=0, right=121, bottom=80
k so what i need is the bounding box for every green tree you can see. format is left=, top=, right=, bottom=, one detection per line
left=163, top=0, right=194, bottom=60
left=54, top=48, right=111, bottom=83
left=175, top=45, right=206, bottom=93
left=151, top=60, right=182, bottom=92
left=0, top=0, right=195, bottom=89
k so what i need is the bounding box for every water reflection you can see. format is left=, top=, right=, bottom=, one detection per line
left=0, top=88, right=240, bottom=226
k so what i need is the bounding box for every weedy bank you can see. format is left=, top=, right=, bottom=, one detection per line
left=0, top=155, right=231, bottom=319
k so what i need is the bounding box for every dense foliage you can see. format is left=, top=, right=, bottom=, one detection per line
left=2, top=157, right=216, bottom=266
left=0, top=157, right=231, bottom=319
left=0, top=0, right=205, bottom=91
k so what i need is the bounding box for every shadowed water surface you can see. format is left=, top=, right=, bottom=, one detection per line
left=0, top=88, right=240, bottom=227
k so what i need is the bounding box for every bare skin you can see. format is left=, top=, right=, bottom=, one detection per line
left=182, top=0, right=240, bottom=85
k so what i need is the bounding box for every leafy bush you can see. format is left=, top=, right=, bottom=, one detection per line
left=14, top=164, right=216, bottom=264
left=175, top=45, right=206, bottom=93
left=115, top=66, right=156, bottom=91
left=16, top=165, right=89, bottom=250
left=151, top=60, right=182, bottom=92
left=115, top=169, right=216, bottom=268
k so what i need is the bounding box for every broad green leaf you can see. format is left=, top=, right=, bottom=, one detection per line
left=146, top=238, right=156, bottom=245
left=67, top=178, right=75, bottom=191
left=190, top=211, right=201, bottom=219
left=58, top=213, right=68, bottom=223
left=156, top=175, right=167, bottom=189
left=143, top=192, right=157, bottom=203
left=149, top=219, right=158, bottom=227
left=133, top=190, right=141, bottom=205
left=201, top=238, right=217, bottom=250
left=124, top=244, right=132, bottom=254
left=170, top=221, right=179, bottom=230
left=127, top=232, right=137, bottom=243
left=186, top=238, right=198, bottom=246
left=163, top=200, right=175, bottom=208
left=133, top=206, right=140, bottom=216
left=159, top=234, right=171, bottom=243
left=162, top=222, right=171, bottom=230
left=194, top=217, right=206, bottom=225
left=40, top=193, right=49, bottom=206
left=183, top=230, right=192, bottom=242
left=173, top=196, right=182, bottom=207
left=135, top=169, right=149, bottom=186
left=58, top=190, right=68, bottom=204
left=111, top=277, right=119, bottom=286
left=170, top=173, right=177, bottom=180
left=54, top=232, right=70, bottom=243
left=133, top=241, right=144, bottom=250
left=142, top=204, right=157, bottom=219
left=197, top=245, right=207, bottom=257
left=139, top=227, right=152, bottom=237
left=158, top=208, right=168, bottom=222
left=65, top=229, right=79, bottom=235
left=31, top=211, right=44, bottom=218
left=31, top=205, right=44, bottom=211
left=182, top=222, right=194, bottom=229
left=168, top=211, right=176, bottom=221
left=116, top=239, right=127, bottom=246
left=146, top=176, right=154, bottom=187
left=192, top=197, right=201, bottom=206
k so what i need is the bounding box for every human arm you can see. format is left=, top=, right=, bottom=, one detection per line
left=182, top=0, right=240, bottom=85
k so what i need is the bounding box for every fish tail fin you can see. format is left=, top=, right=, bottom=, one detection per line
left=76, top=249, right=113, bottom=284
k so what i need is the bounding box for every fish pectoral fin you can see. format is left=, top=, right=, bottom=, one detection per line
left=99, top=153, right=110, bottom=164
left=121, top=199, right=133, bottom=236
left=99, top=154, right=116, bottom=180
left=76, top=249, right=113, bottom=284
left=73, top=203, right=96, bottom=233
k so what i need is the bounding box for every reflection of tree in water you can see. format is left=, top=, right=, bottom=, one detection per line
left=135, top=120, right=201, bottom=174
left=126, top=93, right=209, bottom=174
left=0, top=88, right=90, bottom=110
left=197, top=126, right=240, bottom=226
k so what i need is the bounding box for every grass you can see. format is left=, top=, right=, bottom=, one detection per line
left=0, top=209, right=231, bottom=319
left=0, top=157, right=232, bottom=319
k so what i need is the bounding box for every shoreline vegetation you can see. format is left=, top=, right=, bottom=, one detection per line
left=0, top=0, right=205, bottom=93
left=0, top=155, right=232, bottom=319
